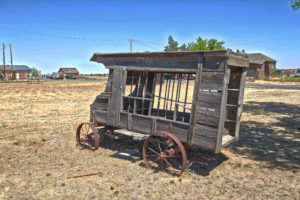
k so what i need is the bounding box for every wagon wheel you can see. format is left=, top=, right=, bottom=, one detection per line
left=143, top=131, right=187, bottom=176
left=76, top=122, right=99, bottom=151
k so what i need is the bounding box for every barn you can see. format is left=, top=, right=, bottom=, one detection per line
left=0, top=65, right=32, bottom=80
left=247, top=53, right=277, bottom=79
left=58, top=68, right=79, bottom=79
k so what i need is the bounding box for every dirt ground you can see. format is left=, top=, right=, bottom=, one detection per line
left=0, top=81, right=299, bottom=200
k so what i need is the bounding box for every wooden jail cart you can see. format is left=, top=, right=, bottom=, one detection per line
left=76, top=49, right=249, bottom=176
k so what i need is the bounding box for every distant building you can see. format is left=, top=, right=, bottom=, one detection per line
left=247, top=53, right=277, bottom=79
left=0, top=65, right=32, bottom=80
left=58, top=68, right=79, bottom=79
left=277, top=68, right=297, bottom=76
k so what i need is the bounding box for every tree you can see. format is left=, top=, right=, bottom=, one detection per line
left=32, top=67, right=41, bottom=77
left=164, top=35, right=226, bottom=52
left=164, top=35, right=179, bottom=51
left=179, top=43, right=188, bottom=51
left=291, top=0, right=300, bottom=10
left=272, top=69, right=278, bottom=77
left=0, top=69, right=4, bottom=80
left=187, top=37, right=225, bottom=50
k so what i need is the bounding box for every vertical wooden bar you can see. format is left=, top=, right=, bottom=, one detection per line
left=215, top=65, right=231, bottom=153
left=128, top=113, right=133, bottom=130
left=148, top=72, right=157, bottom=116
left=234, top=67, right=247, bottom=140
left=108, top=66, right=125, bottom=126
left=142, top=72, right=149, bottom=115
left=163, top=73, right=169, bottom=114
left=156, top=73, right=164, bottom=116
left=128, top=71, right=135, bottom=112
left=152, top=118, right=157, bottom=133
left=133, top=72, right=142, bottom=114
left=175, top=73, right=181, bottom=104
left=164, top=73, right=172, bottom=118
left=177, top=73, right=183, bottom=103
left=173, top=103, right=179, bottom=121
left=170, top=73, right=176, bottom=110
left=188, top=55, right=203, bottom=145
left=120, top=69, right=127, bottom=111
left=183, top=73, right=190, bottom=114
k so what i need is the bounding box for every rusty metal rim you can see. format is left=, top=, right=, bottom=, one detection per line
left=142, top=131, right=187, bottom=176
left=76, top=122, right=99, bottom=151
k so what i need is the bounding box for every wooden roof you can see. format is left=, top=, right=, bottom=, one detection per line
left=0, top=65, right=32, bottom=71
left=247, top=53, right=277, bottom=64
left=90, top=50, right=249, bottom=70
left=90, top=50, right=227, bottom=61
left=59, top=68, right=79, bottom=74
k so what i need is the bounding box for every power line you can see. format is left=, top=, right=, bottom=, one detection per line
left=229, top=33, right=300, bottom=47
left=133, top=40, right=161, bottom=51
left=0, top=25, right=164, bottom=48
left=133, top=39, right=161, bottom=46
left=0, top=25, right=128, bottom=42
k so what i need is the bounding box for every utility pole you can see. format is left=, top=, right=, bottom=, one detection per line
left=9, top=43, right=13, bottom=80
left=130, top=38, right=132, bottom=53
left=2, top=43, right=6, bottom=80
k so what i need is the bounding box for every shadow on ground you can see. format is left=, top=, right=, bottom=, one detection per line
left=98, top=137, right=228, bottom=176
left=228, top=101, right=300, bottom=170
left=92, top=100, right=300, bottom=175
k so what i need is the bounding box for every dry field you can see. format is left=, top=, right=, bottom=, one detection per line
left=0, top=81, right=299, bottom=199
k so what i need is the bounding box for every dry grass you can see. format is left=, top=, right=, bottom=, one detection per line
left=0, top=81, right=299, bottom=199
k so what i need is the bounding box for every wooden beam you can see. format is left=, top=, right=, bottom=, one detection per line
left=215, top=66, right=231, bottom=153
left=188, top=55, right=203, bottom=145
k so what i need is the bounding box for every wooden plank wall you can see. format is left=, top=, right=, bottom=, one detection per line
left=191, top=55, right=228, bottom=151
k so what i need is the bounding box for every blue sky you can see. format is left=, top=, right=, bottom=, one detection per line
left=0, top=0, right=299, bottom=74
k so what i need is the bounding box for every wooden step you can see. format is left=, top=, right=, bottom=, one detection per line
left=222, top=135, right=235, bottom=147
left=114, top=129, right=148, bottom=140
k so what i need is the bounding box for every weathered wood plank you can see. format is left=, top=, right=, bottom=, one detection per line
left=119, top=112, right=129, bottom=129
left=200, top=71, right=225, bottom=90
left=193, top=124, right=218, bottom=139
left=215, top=67, right=231, bottom=153
left=98, top=53, right=227, bottom=72
left=131, top=114, right=153, bottom=134
left=108, top=66, right=125, bottom=126
left=227, top=55, right=249, bottom=68
left=194, top=108, right=220, bottom=127
left=203, top=55, right=226, bottom=72
left=188, top=55, right=203, bottom=145
left=94, top=110, right=108, bottom=124
left=114, top=129, right=148, bottom=140
left=234, top=67, right=247, bottom=140
left=156, top=119, right=189, bottom=143
left=221, top=135, right=234, bottom=147
left=197, top=90, right=222, bottom=110
left=192, top=136, right=216, bottom=150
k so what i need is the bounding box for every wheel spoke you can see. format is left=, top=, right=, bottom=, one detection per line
left=155, top=136, right=163, bottom=153
left=149, top=140, right=160, bottom=150
left=147, top=147, right=160, bottom=156
left=164, top=159, right=180, bottom=171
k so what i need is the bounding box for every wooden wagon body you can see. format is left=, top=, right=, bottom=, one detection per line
left=88, top=50, right=248, bottom=154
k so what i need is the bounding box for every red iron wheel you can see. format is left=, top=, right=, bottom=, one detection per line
left=143, top=131, right=187, bottom=176
left=76, top=122, right=99, bottom=151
